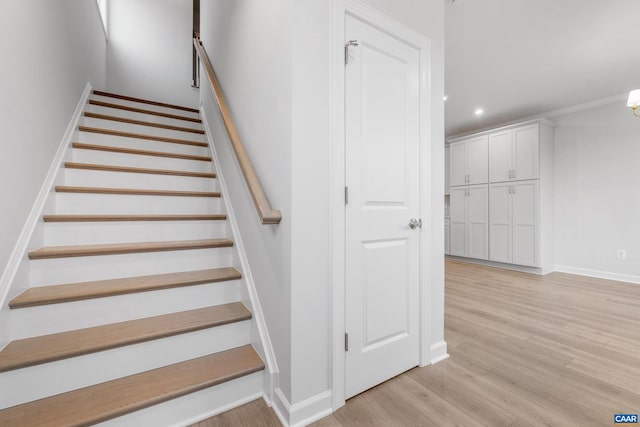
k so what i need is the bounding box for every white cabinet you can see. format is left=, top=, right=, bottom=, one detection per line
left=448, top=119, right=554, bottom=272
left=450, top=185, right=488, bottom=260
left=489, top=124, right=539, bottom=183
left=490, top=180, right=539, bottom=266
left=444, top=145, right=450, bottom=195
left=450, top=136, right=488, bottom=187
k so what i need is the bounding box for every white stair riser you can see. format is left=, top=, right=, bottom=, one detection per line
left=44, top=221, right=229, bottom=246
left=63, top=169, right=218, bottom=192
left=55, top=193, right=221, bottom=215
left=29, top=247, right=235, bottom=286
left=81, top=117, right=206, bottom=143
left=0, top=322, right=251, bottom=409
left=72, top=149, right=213, bottom=173
left=86, top=104, right=203, bottom=131
left=90, top=95, right=201, bottom=120
left=96, top=372, right=264, bottom=427
left=77, top=130, right=210, bottom=156
left=12, top=280, right=241, bottom=338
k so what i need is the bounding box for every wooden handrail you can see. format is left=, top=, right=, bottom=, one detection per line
left=193, top=38, right=282, bottom=225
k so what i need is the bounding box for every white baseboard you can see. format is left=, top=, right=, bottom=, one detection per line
left=430, top=341, right=449, bottom=364
left=0, top=81, right=93, bottom=349
left=273, top=388, right=333, bottom=427
left=200, top=106, right=280, bottom=388
left=554, top=265, right=640, bottom=285
left=446, top=255, right=547, bottom=275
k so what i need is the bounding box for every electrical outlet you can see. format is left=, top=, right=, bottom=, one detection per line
left=617, top=249, right=627, bottom=260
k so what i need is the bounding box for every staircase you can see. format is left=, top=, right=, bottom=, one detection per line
left=0, top=91, right=266, bottom=426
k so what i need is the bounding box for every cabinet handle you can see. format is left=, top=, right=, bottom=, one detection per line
left=508, top=169, right=513, bottom=179
left=513, top=169, right=516, bottom=179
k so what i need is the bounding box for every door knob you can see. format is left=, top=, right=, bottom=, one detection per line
left=409, top=218, right=422, bottom=229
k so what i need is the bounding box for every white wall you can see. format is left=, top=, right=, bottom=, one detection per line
left=200, top=0, right=444, bottom=419
left=553, top=100, right=640, bottom=282
left=199, top=0, right=294, bottom=399
left=0, top=0, right=106, bottom=285
left=290, top=0, right=445, bottom=409
left=107, top=0, right=198, bottom=108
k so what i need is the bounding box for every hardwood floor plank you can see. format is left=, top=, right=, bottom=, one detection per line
left=93, top=90, right=200, bottom=113
left=197, top=260, right=640, bottom=426
left=89, top=100, right=202, bottom=123
left=0, top=303, right=251, bottom=372
left=408, top=362, right=518, bottom=427
left=28, top=239, right=233, bottom=260
left=10, top=267, right=241, bottom=308
left=0, top=345, right=263, bottom=426
left=191, top=399, right=280, bottom=427
left=380, top=373, right=485, bottom=427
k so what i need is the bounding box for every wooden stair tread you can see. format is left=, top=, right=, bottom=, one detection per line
left=65, top=162, right=216, bottom=178
left=84, top=112, right=205, bottom=135
left=72, top=142, right=212, bottom=162
left=0, top=303, right=250, bottom=372
left=93, top=90, right=200, bottom=113
left=55, top=186, right=221, bottom=197
left=0, top=345, right=263, bottom=426
left=89, top=99, right=202, bottom=123
left=10, top=268, right=242, bottom=308
left=43, top=214, right=226, bottom=222
left=79, top=126, right=208, bottom=148
left=28, top=239, right=233, bottom=260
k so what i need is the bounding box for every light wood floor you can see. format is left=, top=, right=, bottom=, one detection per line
left=193, top=259, right=640, bottom=426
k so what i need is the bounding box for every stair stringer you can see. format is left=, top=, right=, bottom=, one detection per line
left=0, top=82, right=93, bottom=351
left=201, top=109, right=279, bottom=404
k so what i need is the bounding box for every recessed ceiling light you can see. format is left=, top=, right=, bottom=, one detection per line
left=474, top=108, right=484, bottom=116
left=443, top=95, right=448, bottom=101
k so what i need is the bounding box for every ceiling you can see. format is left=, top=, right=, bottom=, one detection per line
left=444, top=0, right=640, bottom=137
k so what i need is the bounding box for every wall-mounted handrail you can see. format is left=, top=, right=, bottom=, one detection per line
left=193, top=38, right=282, bottom=225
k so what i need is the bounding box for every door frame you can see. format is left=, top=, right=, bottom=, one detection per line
left=330, top=0, right=433, bottom=410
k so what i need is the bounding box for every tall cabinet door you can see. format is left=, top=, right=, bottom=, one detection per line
left=449, top=187, right=467, bottom=256
left=467, top=185, right=489, bottom=260
left=466, top=136, right=488, bottom=184
left=513, top=180, right=539, bottom=266
left=449, top=142, right=466, bottom=187
left=489, top=183, right=512, bottom=263
left=489, top=130, right=512, bottom=183
left=513, top=125, right=539, bottom=181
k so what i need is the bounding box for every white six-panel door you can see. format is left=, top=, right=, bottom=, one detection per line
left=344, top=14, right=421, bottom=399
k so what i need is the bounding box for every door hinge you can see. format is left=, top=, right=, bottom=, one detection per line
left=344, top=40, right=359, bottom=65
left=345, top=333, right=349, bottom=351
left=345, top=186, right=349, bottom=205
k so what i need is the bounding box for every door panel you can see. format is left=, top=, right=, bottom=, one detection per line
left=362, top=240, right=409, bottom=347
left=489, top=130, right=512, bottom=183
left=345, top=15, right=420, bottom=399
left=449, top=187, right=467, bottom=256
left=449, top=142, right=466, bottom=187
left=466, top=136, right=488, bottom=184
left=490, top=183, right=512, bottom=263
left=513, top=180, right=538, bottom=266
left=467, top=185, right=488, bottom=260
left=514, top=126, right=539, bottom=181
